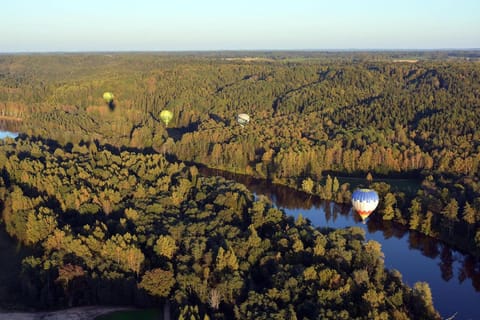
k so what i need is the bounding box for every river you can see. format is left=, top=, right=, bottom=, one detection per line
left=199, top=167, right=480, bottom=320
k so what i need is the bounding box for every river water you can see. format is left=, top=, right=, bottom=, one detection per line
left=199, top=167, right=480, bottom=320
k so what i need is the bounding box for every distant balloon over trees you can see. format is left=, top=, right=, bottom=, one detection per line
left=102, top=92, right=114, bottom=103
left=160, top=110, right=174, bottom=126
left=237, top=113, right=250, bottom=127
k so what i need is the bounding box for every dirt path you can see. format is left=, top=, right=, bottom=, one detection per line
left=0, top=306, right=131, bottom=320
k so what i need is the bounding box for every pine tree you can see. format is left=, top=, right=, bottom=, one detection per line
left=154, top=235, right=178, bottom=259
left=382, top=193, right=396, bottom=220
left=301, top=178, right=314, bottom=194
left=462, top=202, right=476, bottom=224
left=442, top=198, right=459, bottom=221
left=409, top=199, right=422, bottom=230
left=324, top=175, right=333, bottom=200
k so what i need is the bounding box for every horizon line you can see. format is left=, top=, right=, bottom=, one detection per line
left=1, top=48, right=480, bottom=55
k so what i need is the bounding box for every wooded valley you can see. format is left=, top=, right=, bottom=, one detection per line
left=1, top=51, right=479, bottom=318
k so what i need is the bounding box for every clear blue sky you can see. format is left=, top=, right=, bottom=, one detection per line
left=1, top=0, right=479, bottom=52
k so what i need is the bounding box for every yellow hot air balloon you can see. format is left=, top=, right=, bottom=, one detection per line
left=103, top=92, right=114, bottom=103
left=160, top=110, right=173, bottom=126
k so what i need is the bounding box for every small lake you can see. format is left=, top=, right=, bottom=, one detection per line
left=200, top=167, right=480, bottom=320
left=0, top=130, right=18, bottom=139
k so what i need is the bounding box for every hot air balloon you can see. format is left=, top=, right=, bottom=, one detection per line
left=103, top=92, right=114, bottom=103
left=160, top=110, right=174, bottom=126
left=351, top=188, right=379, bottom=221
left=237, top=113, right=250, bottom=127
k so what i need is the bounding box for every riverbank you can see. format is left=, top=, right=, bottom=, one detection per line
left=0, top=306, right=132, bottom=320
left=196, top=163, right=421, bottom=202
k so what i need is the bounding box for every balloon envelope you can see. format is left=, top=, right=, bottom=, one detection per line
left=237, top=113, right=250, bottom=127
left=160, top=110, right=174, bottom=126
left=351, top=189, right=379, bottom=220
left=103, top=92, right=114, bottom=103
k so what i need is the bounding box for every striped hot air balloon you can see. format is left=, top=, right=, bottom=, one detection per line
left=237, top=113, right=250, bottom=127
left=351, top=188, right=379, bottom=221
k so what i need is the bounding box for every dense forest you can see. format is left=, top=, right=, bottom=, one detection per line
left=1, top=51, right=479, bottom=317
left=1, top=52, right=479, bottom=253
left=0, top=136, right=439, bottom=319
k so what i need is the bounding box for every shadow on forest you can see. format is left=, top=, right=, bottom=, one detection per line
left=208, top=113, right=230, bottom=126
left=108, top=101, right=116, bottom=112
left=166, top=121, right=200, bottom=142
left=16, top=271, right=160, bottom=310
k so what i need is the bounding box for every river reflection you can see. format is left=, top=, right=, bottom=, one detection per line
left=200, top=166, right=480, bottom=320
